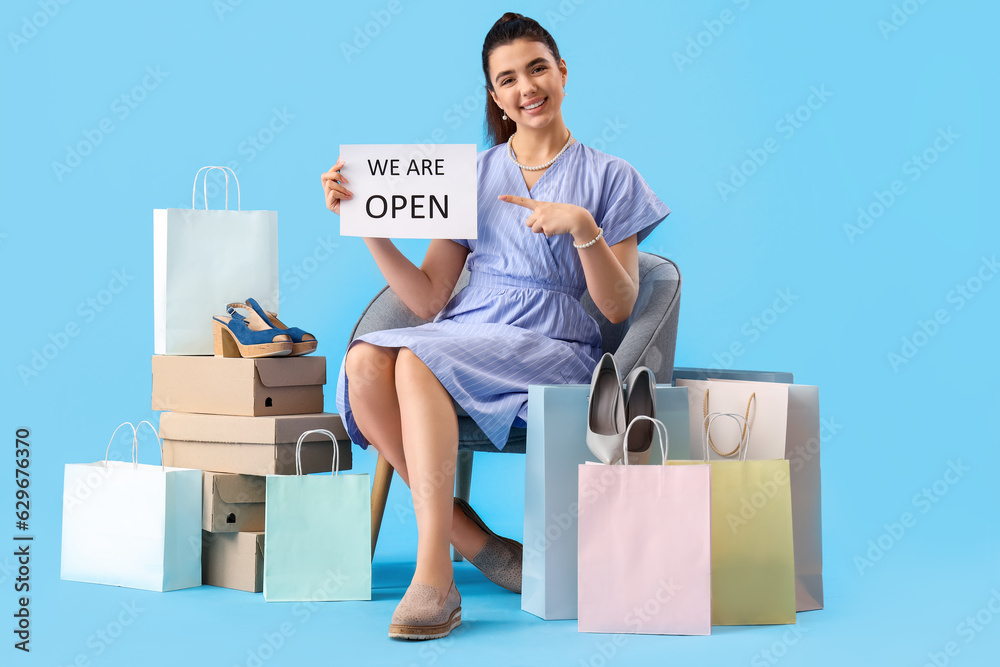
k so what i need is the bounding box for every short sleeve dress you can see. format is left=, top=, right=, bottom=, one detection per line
left=335, top=139, right=670, bottom=451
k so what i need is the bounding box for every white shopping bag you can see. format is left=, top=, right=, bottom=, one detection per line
left=154, top=166, right=278, bottom=355
left=61, top=421, right=203, bottom=592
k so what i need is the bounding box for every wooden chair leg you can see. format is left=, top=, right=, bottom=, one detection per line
left=370, top=454, right=394, bottom=561
left=452, top=450, right=474, bottom=562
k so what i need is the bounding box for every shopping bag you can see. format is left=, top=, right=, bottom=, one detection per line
left=61, top=421, right=202, bottom=592
left=522, top=384, right=691, bottom=621
left=675, top=375, right=823, bottom=611
left=154, top=166, right=278, bottom=355
left=672, top=412, right=796, bottom=625
left=263, top=429, right=370, bottom=602
left=578, top=417, right=712, bottom=635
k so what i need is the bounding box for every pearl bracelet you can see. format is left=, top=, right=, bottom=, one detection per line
left=572, top=227, right=603, bottom=250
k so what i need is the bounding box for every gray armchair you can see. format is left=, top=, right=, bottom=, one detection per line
left=350, top=252, right=682, bottom=558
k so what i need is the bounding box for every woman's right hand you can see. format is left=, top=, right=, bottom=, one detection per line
left=321, top=157, right=353, bottom=215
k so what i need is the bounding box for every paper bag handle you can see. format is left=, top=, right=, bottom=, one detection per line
left=134, top=420, right=165, bottom=469
left=703, top=412, right=752, bottom=462
left=620, top=416, right=669, bottom=465
left=702, top=389, right=756, bottom=457
left=104, top=422, right=137, bottom=467
left=294, top=429, right=341, bottom=476
left=191, top=166, right=242, bottom=211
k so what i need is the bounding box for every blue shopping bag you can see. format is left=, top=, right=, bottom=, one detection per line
left=522, top=384, right=691, bottom=621
left=263, top=429, right=370, bottom=602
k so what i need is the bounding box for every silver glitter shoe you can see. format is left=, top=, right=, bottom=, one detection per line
left=454, top=497, right=522, bottom=594
left=388, top=581, right=462, bottom=640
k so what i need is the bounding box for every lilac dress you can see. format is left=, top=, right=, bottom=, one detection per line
left=335, top=139, right=670, bottom=451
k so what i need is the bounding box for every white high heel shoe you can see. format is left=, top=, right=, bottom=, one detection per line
left=586, top=353, right=626, bottom=464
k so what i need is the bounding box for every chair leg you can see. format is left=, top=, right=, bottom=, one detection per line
left=452, top=450, right=474, bottom=562
left=370, top=454, right=394, bottom=561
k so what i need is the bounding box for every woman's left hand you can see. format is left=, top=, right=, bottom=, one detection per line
left=498, top=195, right=599, bottom=245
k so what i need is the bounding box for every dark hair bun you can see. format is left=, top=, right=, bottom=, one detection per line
left=498, top=12, right=524, bottom=23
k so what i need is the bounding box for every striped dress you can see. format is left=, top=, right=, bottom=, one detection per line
left=335, top=139, right=670, bottom=451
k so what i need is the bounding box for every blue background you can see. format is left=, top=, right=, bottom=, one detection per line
left=4, top=0, right=997, bottom=664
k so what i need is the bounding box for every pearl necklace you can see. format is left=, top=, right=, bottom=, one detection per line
left=507, top=130, right=574, bottom=171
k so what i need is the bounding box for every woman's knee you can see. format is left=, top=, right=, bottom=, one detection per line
left=394, top=347, right=430, bottom=384
left=345, top=342, right=398, bottom=387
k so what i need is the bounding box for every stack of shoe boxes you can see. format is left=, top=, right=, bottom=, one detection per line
left=150, top=354, right=352, bottom=592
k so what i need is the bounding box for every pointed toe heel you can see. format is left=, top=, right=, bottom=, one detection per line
left=623, top=366, right=657, bottom=465
left=586, top=352, right=627, bottom=464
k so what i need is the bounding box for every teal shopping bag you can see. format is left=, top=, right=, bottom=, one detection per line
left=263, top=429, right=370, bottom=602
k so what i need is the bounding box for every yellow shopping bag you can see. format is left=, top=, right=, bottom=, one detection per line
left=672, top=412, right=796, bottom=625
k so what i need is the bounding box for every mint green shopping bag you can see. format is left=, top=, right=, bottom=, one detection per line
left=263, top=429, right=370, bottom=602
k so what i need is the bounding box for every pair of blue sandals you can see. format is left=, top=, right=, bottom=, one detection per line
left=212, top=298, right=317, bottom=358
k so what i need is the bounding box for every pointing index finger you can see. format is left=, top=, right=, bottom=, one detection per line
left=498, top=194, right=536, bottom=210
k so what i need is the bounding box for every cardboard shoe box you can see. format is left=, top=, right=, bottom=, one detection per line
left=160, top=412, right=352, bottom=476
left=202, top=531, right=264, bottom=593
left=204, top=472, right=266, bottom=533
left=151, top=355, right=326, bottom=416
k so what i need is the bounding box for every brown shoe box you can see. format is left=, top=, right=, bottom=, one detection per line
left=151, top=355, right=326, bottom=417
left=202, top=530, right=264, bottom=593
left=203, top=472, right=266, bottom=533
left=160, top=411, right=352, bottom=476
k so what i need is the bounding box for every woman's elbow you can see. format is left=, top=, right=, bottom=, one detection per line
left=600, top=299, right=634, bottom=325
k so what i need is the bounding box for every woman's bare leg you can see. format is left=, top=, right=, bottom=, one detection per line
left=394, top=347, right=461, bottom=589
left=345, top=343, right=488, bottom=561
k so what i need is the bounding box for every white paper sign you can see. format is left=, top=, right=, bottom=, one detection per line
left=339, top=144, right=477, bottom=240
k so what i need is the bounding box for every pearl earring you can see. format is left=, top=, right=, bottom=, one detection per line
left=502, top=109, right=507, bottom=121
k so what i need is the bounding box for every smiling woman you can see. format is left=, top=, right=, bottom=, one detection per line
left=322, top=11, right=671, bottom=641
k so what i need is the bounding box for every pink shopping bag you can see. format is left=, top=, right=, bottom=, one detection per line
left=577, top=417, right=712, bottom=635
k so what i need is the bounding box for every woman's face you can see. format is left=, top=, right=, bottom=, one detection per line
left=487, top=38, right=567, bottom=131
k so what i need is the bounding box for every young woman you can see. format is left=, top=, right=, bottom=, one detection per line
left=322, top=13, right=670, bottom=640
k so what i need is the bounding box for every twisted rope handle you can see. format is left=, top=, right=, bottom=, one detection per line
left=294, top=429, right=340, bottom=476
left=620, top=416, right=669, bottom=465
left=191, top=166, right=241, bottom=211
left=702, top=412, right=752, bottom=462
left=702, top=389, right=755, bottom=457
